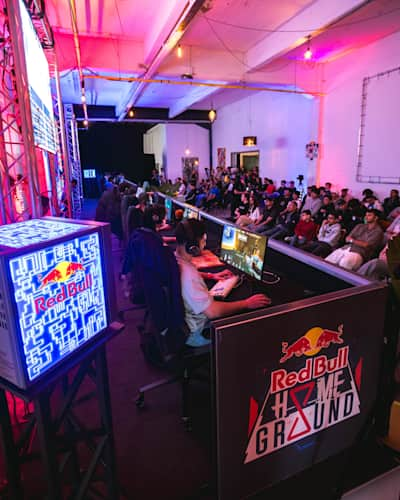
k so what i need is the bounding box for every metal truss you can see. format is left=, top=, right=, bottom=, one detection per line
left=0, top=1, right=40, bottom=223
left=64, top=103, right=83, bottom=219
left=0, top=346, right=120, bottom=499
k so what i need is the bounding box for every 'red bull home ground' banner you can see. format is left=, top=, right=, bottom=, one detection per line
left=213, top=288, right=387, bottom=499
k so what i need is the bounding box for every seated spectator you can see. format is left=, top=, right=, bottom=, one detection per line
left=385, top=214, right=400, bottom=242
left=292, top=191, right=302, bottom=210
left=278, top=180, right=287, bottom=196
left=177, top=178, right=186, bottom=197
left=303, top=212, right=342, bottom=257
left=301, top=187, right=322, bottom=218
left=236, top=193, right=262, bottom=227
left=287, top=210, right=317, bottom=247
left=204, top=181, right=222, bottom=210
left=248, top=196, right=279, bottom=234
left=185, top=182, right=197, bottom=205
left=383, top=189, right=400, bottom=217
left=324, top=182, right=332, bottom=197
left=314, top=194, right=335, bottom=225
left=288, top=180, right=296, bottom=193
left=358, top=242, right=390, bottom=281
left=262, top=201, right=298, bottom=240
left=341, top=198, right=364, bottom=233
left=234, top=192, right=249, bottom=221
left=277, top=188, right=292, bottom=212
left=325, top=209, right=383, bottom=271
left=363, top=194, right=383, bottom=214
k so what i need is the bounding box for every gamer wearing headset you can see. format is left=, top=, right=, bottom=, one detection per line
left=175, top=219, right=271, bottom=347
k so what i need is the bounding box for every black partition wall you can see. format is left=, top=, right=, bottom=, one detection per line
left=158, top=194, right=389, bottom=500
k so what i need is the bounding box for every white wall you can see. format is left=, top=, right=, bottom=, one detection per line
left=319, top=31, right=400, bottom=200
left=165, top=123, right=210, bottom=182
left=212, top=91, right=318, bottom=186
left=143, top=124, right=166, bottom=173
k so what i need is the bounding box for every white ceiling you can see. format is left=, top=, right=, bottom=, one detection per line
left=43, top=0, right=400, bottom=119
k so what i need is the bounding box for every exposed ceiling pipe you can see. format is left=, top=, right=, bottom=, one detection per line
left=68, top=0, right=88, bottom=125
left=86, top=74, right=324, bottom=97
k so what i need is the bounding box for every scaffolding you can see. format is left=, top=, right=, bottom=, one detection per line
left=64, top=103, right=83, bottom=218
left=0, top=0, right=42, bottom=223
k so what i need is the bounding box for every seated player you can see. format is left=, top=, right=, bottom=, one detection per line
left=175, top=219, right=271, bottom=347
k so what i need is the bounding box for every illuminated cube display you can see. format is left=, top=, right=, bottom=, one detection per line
left=0, top=218, right=112, bottom=388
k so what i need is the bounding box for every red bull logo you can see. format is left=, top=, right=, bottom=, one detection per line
left=40, top=261, right=84, bottom=289
left=245, top=323, right=362, bottom=463
left=280, top=324, right=343, bottom=363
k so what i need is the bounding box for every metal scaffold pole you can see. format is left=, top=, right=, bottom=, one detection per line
left=64, top=103, right=83, bottom=219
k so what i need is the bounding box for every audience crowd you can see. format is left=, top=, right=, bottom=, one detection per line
left=95, top=168, right=400, bottom=281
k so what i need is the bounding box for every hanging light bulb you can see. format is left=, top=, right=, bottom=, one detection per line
left=185, top=148, right=190, bottom=156
left=83, top=119, right=89, bottom=127
left=304, top=35, right=312, bottom=60
left=208, top=108, right=217, bottom=123
left=177, top=44, right=183, bottom=58
left=128, top=109, right=135, bottom=118
left=81, top=94, right=86, bottom=103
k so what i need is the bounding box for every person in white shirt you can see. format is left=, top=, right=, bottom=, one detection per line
left=175, top=219, right=271, bottom=347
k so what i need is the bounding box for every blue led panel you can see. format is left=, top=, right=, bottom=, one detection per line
left=8, top=232, right=107, bottom=381
left=0, top=219, right=87, bottom=249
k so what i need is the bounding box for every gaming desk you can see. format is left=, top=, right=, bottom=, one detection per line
left=158, top=194, right=389, bottom=500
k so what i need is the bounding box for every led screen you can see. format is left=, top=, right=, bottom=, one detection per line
left=220, top=225, right=267, bottom=280
left=8, top=232, right=107, bottom=381
left=83, top=169, right=96, bottom=179
left=19, top=0, right=57, bottom=154
left=164, top=198, right=172, bottom=221
left=0, top=219, right=87, bottom=249
left=183, top=207, right=200, bottom=220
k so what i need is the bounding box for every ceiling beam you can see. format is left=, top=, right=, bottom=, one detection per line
left=168, top=86, right=221, bottom=118
left=245, top=0, right=367, bottom=72
left=115, top=0, right=207, bottom=121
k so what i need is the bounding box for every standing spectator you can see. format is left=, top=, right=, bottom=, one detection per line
left=303, top=212, right=342, bottom=257
left=325, top=209, right=383, bottom=271
left=287, top=210, right=317, bottom=247
left=95, top=185, right=123, bottom=241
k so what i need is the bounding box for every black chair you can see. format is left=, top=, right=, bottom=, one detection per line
left=120, top=227, right=209, bottom=429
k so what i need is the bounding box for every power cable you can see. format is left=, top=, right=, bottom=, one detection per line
left=203, top=5, right=400, bottom=33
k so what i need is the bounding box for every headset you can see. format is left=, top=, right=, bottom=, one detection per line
left=181, top=219, right=202, bottom=257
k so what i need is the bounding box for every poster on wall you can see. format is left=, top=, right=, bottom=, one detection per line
left=217, top=147, right=226, bottom=167
left=182, top=157, right=199, bottom=184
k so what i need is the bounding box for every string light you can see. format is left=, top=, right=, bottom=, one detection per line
left=177, top=44, right=183, bottom=58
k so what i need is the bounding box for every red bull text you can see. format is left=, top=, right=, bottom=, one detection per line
left=244, top=325, right=361, bottom=464
left=35, top=273, right=92, bottom=314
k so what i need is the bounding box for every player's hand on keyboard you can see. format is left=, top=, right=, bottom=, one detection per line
left=245, top=294, right=271, bottom=309
left=215, top=269, right=234, bottom=280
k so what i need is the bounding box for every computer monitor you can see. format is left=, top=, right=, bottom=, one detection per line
left=164, top=198, right=172, bottom=221
left=183, top=206, right=200, bottom=220
left=220, top=225, right=267, bottom=281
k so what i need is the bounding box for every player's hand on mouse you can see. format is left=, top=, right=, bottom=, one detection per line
left=215, top=269, right=234, bottom=280
left=245, top=294, right=271, bottom=309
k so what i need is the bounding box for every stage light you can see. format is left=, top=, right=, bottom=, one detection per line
left=208, top=108, right=217, bottom=123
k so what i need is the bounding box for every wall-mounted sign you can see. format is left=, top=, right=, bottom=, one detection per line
left=243, top=136, right=257, bottom=147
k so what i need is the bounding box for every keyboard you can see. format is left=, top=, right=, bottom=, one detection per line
left=209, top=275, right=240, bottom=298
